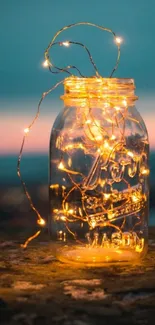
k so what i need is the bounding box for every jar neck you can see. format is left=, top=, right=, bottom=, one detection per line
left=61, top=77, right=138, bottom=107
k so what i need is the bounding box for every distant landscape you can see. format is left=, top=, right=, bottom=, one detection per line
left=0, top=152, right=154, bottom=228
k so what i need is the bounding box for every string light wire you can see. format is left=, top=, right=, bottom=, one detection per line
left=46, top=40, right=100, bottom=77
left=44, top=22, right=121, bottom=77
left=17, top=22, right=123, bottom=248
left=17, top=80, right=64, bottom=247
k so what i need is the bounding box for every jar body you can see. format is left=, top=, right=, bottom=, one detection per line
left=49, top=95, right=149, bottom=265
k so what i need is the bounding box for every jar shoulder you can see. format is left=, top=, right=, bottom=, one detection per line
left=129, top=106, right=148, bottom=137
left=51, top=105, right=149, bottom=140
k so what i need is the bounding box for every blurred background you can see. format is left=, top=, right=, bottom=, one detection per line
left=0, top=0, right=155, bottom=231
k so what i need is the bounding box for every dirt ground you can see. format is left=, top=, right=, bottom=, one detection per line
left=0, top=227, right=155, bottom=325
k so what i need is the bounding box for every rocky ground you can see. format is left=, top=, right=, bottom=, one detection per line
left=0, top=227, right=155, bottom=325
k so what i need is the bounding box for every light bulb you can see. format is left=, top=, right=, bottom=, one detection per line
left=115, top=36, right=123, bottom=45
left=58, top=162, right=65, bottom=170
left=141, top=168, right=150, bottom=176
left=96, top=135, right=102, bottom=141
left=42, top=60, right=49, bottom=68
left=122, top=99, right=127, bottom=107
left=85, top=119, right=91, bottom=124
left=127, top=151, right=134, bottom=158
left=131, top=194, right=139, bottom=203
left=24, top=128, right=30, bottom=134
left=37, top=218, right=46, bottom=226
left=104, top=193, right=111, bottom=200
left=103, top=140, right=111, bottom=149
left=62, top=41, right=70, bottom=47
left=111, top=134, right=116, bottom=140
left=114, top=106, right=120, bottom=111
left=68, top=209, right=74, bottom=214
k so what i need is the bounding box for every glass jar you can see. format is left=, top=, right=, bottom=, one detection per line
left=49, top=77, right=149, bottom=266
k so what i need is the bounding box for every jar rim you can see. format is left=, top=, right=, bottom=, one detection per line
left=64, top=76, right=135, bottom=85
left=61, top=76, right=138, bottom=105
left=63, top=76, right=136, bottom=92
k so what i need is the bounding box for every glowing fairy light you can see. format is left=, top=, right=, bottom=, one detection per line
left=114, top=106, right=121, bottom=111
left=42, top=59, right=49, bottom=68
left=108, top=211, right=115, bottom=220
left=68, top=209, right=74, bottom=214
left=141, top=167, right=150, bottom=176
left=91, top=220, right=97, bottom=229
left=62, top=41, right=70, bottom=47
left=103, top=140, right=111, bottom=149
left=135, top=238, right=144, bottom=253
left=24, top=128, right=30, bottom=134
left=122, top=99, right=127, bottom=107
left=85, top=119, right=91, bottom=124
left=106, top=117, right=113, bottom=123
left=115, top=36, right=123, bottom=45
left=96, top=135, right=102, bottom=141
left=60, top=216, right=66, bottom=221
left=127, top=151, right=134, bottom=158
left=131, top=194, right=139, bottom=203
left=111, top=134, right=116, bottom=140
left=37, top=218, right=46, bottom=226
left=58, top=162, right=65, bottom=170
left=104, top=193, right=111, bottom=200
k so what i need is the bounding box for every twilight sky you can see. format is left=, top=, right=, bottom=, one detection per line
left=0, top=0, right=155, bottom=153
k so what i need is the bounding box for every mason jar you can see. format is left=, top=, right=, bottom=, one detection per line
left=49, top=77, right=149, bottom=266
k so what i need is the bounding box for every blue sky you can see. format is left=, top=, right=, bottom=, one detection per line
left=0, top=0, right=155, bottom=99
left=0, top=0, right=155, bottom=153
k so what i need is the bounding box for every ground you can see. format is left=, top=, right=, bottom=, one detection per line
left=1, top=227, right=155, bottom=325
